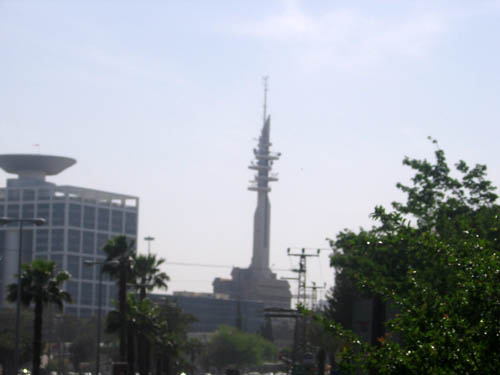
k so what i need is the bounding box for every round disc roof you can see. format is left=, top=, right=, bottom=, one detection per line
left=0, top=154, right=76, bottom=176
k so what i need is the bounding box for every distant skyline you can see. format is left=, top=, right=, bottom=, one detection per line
left=2, top=0, right=500, bottom=299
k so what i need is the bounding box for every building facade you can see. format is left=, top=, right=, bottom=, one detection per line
left=0, top=154, right=138, bottom=318
left=168, top=292, right=267, bottom=334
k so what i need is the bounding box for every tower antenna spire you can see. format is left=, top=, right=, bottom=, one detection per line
left=263, top=75, right=269, bottom=123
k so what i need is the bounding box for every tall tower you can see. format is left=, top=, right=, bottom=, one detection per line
left=248, top=81, right=280, bottom=273
left=213, top=79, right=291, bottom=309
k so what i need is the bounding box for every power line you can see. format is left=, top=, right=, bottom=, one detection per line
left=166, top=261, right=231, bottom=269
left=164, top=261, right=290, bottom=272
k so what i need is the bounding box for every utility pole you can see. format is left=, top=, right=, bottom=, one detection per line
left=287, top=248, right=320, bottom=307
left=306, top=282, right=326, bottom=310
left=263, top=307, right=300, bottom=371
left=285, top=248, right=323, bottom=372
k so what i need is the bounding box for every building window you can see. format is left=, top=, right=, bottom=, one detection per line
left=102, top=271, right=110, bottom=282
left=21, top=230, right=33, bottom=264
left=38, top=189, right=51, bottom=200
left=36, top=229, right=49, bottom=252
left=108, top=285, right=118, bottom=307
left=80, top=308, right=92, bottom=317
left=94, top=283, right=106, bottom=305
left=82, top=231, right=95, bottom=254
left=65, top=306, right=77, bottom=316
left=51, top=254, right=63, bottom=273
left=7, top=204, right=19, bottom=219
left=21, top=251, right=33, bottom=265
left=0, top=231, right=6, bottom=258
left=97, top=208, right=109, bottom=231
left=82, top=258, right=94, bottom=280
left=80, top=282, right=93, bottom=305
left=52, top=203, right=65, bottom=226
left=69, top=204, right=81, bottom=227
left=83, top=206, right=96, bottom=230
left=23, top=189, right=35, bottom=201
left=96, top=233, right=109, bottom=254
left=66, top=281, right=79, bottom=302
left=111, top=210, right=123, bottom=233
left=37, top=203, right=50, bottom=224
left=22, top=204, right=35, bottom=219
left=52, top=229, right=64, bottom=252
left=7, top=189, right=20, bottom=201
left=68, top=230, right=81, bottom=253
left=125, top=212, right=137, bottom=235
left=67, top=255, right=80, bottom=279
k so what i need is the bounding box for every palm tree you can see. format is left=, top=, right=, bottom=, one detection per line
left=7, top=259, right=71, bottom=375
left=101, top=235, right=136, bottom=363
left=131, top=253, right=169, bottom=375
left=131, top=253, right=169, bottom=300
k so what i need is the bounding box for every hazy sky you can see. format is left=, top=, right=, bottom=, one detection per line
left=2, top=0, right=500, bottom=300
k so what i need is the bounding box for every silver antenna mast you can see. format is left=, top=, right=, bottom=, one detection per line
left=263, top=75, right=269, bottom=123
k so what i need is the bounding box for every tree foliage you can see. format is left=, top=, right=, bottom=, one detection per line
left=325, top=141, right=500, bottom=374
left=202, top=325, right=278, bottom=371
left=101, top=237, right=195, bottom=375
left=64, top=316, right=101, bottom=372
left=100, top=235, right=199, bottom=375
left=0, top=308, right=33, bottom=375
left=153, top=299, right=197, bottom=375
left=102, top=235, right=136, bottom=362
left=131, top=253, right=169, bottom=300
left=129, top=253, right=169, bottom=375
left=324, top=271, right=357, bottom=330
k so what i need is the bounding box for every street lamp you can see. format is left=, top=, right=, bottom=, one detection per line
left=84, top=259, right=119, bottom=375
left=0, top=216, right=46, bottom=375
left=144, top=236, right=154, bottom=255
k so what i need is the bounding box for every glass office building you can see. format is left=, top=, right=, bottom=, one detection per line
left=0, top=154, right=138, bottom=317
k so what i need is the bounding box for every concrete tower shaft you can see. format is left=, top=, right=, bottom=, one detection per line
left=248, top=115, right=280, bottom=273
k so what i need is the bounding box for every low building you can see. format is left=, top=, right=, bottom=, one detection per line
left=153, top=292, right=267, bottom=334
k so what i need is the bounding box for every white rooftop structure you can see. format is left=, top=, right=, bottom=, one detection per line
left=0, top=154, right=76, bottom=181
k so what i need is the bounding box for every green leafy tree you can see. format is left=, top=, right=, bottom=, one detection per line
left=154, top=299, right=196, bottom=375
left=325, top=141, right=500, bottom=374
left=202, top=325, right=278, bottom=371
left=7, top=259, right=71, bottom=375
left=324, top=271, right=357, bottom=330
left=102, top=235, right=136, bottom=362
